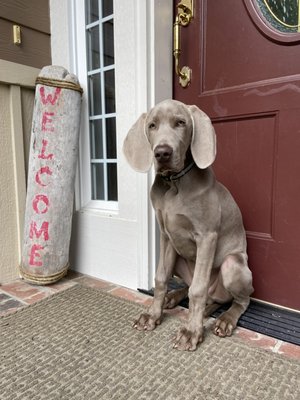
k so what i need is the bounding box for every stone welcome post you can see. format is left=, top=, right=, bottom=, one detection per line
left=20, top=66, right=82, bottom=284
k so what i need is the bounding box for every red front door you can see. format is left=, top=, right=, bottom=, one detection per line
left=174, top=0, right=300, bottom=310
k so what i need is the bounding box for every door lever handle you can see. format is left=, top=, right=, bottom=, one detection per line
left=173, top=0, right=193, bottom=88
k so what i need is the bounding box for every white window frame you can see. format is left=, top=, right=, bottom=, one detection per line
left=50, top=0, right=173, bottom=289
left=86, top=6, right=118, bottom=207
left=72, top=0, right=118, bottom=212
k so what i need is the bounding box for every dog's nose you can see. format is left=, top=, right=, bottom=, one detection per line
left=154, top=145, right=173, bottom=163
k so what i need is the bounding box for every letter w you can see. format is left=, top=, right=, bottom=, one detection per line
left=40, top=87, right=61, bottom=105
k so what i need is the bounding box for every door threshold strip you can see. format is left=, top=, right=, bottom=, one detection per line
left=138, top=283, right=300, bottom=346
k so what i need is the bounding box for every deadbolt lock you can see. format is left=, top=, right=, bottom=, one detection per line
left=177, top=0, right=194, bottom=26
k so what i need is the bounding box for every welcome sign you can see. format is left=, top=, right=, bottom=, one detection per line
left=20, top=66, right=82, bottom=284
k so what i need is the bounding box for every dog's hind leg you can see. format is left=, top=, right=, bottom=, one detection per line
left=163, top=256, right=191, bottom=309
left=213, top=253, right=253, bottom=337
left=163, top=287, right=189, bottom=309
left=204, top=302, right=222, bottom=318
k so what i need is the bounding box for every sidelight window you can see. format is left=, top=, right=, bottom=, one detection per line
left=85, top=0, right=118, bottom=203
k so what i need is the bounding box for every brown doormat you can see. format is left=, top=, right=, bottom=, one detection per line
left=0, top=285, right=299, bottom=400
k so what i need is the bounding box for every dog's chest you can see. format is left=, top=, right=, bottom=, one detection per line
left=151, top=181, right=209, bottom=260
left=160, top=207, right=197, bottom=260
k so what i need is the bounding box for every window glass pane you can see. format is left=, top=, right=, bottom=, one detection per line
left=85, top=0, right=117, bottom=204
left=102, top=0, right=113, bottom=17
left=103, top=20, right=114, bottom=66
left=106, top=118, right=116, bottom=158
left=91, top=163, right=104, bottom=200
left=90, top=120, right=103, bottom=159
left=107, top=163, right=118, bottom=201
left=86, top=0, right=99, bottom=24
left=105, top=69, right=115, bottom=113
left=86, top=25, right=100, bottom=70
left=88, top=74, right=102, bottom=116
left=257, top=0, right=299, bottom=33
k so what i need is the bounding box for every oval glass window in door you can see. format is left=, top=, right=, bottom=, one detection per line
left=256, top=0, right=300, bottom=33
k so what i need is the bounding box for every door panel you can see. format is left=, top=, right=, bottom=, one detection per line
left=174, top=0, right=300, bottom=310
left=213, top=114, right=277, bottom=238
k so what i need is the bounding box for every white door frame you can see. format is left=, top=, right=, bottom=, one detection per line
left=49, top=0, right=173, bottom=289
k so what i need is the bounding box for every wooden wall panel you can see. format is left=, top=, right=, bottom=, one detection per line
left=0, top=0, right=51, bottom=68
left=0, top=0, right=50, bottom=33
left=0, top=84, right=21, bottom=282
left=0, top=61, right=38, bottom=283
left=21, top=88, right=35, bottom=180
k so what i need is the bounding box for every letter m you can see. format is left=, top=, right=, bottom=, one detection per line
left=29, top=221, right=49, bottom=241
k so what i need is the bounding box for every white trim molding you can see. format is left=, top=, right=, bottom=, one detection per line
left=50, top=0, right=173, bottom=290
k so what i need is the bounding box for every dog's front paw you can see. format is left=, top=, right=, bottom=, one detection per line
left=172, top=326, right=204, bottom=351
left=133, top=312, right=161, bottom=331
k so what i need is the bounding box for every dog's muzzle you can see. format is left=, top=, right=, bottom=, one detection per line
left=154, top=144, right=173, bottom=164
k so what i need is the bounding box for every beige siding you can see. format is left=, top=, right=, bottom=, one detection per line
left=0, top=61, right=38, bottom=283
left=21, top=88, right=35, bottom=179
left=0, top=84, right=20, bottom=282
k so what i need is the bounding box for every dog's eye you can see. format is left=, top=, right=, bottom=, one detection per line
left=148, top=122, right=156, bottom=130
left=175, top=119, right=186, bottom=127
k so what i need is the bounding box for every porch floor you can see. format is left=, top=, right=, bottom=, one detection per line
left=0, top=270, right=299, bottom=360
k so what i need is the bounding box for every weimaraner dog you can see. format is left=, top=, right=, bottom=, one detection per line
left=123, top=99, right=253, bottom=351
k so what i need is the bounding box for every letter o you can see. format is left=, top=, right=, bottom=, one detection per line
left=32, top=194, right=49, bottom=214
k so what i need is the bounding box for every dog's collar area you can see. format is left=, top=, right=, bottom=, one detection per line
left=160, top=161, right=195, bottom=182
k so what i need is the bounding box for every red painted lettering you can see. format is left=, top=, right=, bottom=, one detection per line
left=29, top=244, right=44, bottom=266
left=39, top=86, right=61, bottom=105
left=29, top=221, right=49, bottom=241
left=35, top=166, right=52, bottom=187
left=38, top=139, right=53, bottom=160
left=32, top=194, right=49, bottom=214
left=42, top=112, right=55, bottom=132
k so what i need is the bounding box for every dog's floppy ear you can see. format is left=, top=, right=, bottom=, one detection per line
left=123, top=113, right=153, bottom=172
left=188, top=105, right=216, bottom=169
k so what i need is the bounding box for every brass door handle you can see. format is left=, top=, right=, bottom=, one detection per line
left=173, top=0, right=193, bottom=88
